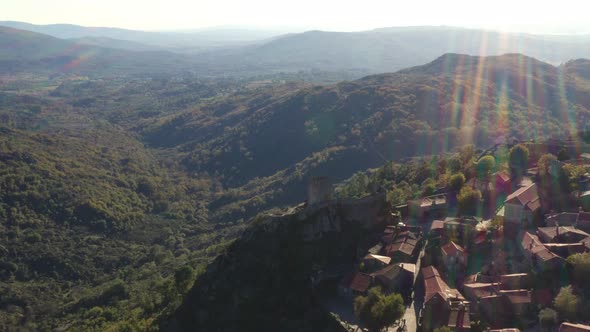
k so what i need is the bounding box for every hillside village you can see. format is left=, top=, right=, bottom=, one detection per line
left=328, top=137, right=590, bottom=331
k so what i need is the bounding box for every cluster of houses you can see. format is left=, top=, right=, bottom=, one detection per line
left=337, top=156, right=590, bottom=331
left=339, top=223, right=423, bottom=301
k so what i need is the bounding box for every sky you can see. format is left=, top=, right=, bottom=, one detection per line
left=2, top=0, right=590, bottom=34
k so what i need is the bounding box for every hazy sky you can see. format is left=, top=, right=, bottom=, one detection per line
left=2, top=0, right=590, bottom=34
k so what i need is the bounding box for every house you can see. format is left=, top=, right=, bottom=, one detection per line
left=560, top=322, right=590, bottom=331
left=464, top=273, right=496, bottom=285
left=383, top=231, right=421, bottom=263
left=442, top=217, right=481, bottom=246
left=371, top=263, right=415, bottom=298
left=544, top=243, right=587, bottom=258
left=421, top=266, right=469, bottom=331
left=498, top=289, right=533, bottom=316
left=537, top=226, right=590, bottom=244
left=504, top=184, right=541, bottom=235
left=546, top=212, right=580, bottom=227
left=447, top=303, right=471, bottom=331
left=441, top=241, right=468, bottom=270
left=361, top=254, right=391, bottom=272
left=430, top=219, right=445, bottom=238
left=500, top=273, right=530, bottom=290
left=408, top=194, right=448, bottom=220
left=478, top=286, right=532, bottom=327
left=339, top=272, right=371, bottom=297
left=463, top=282, right=500, bottom=304
left=520, top=232, right=564, bottom=271
left=495, top=171, right=511, bottom=195
left=479, top=294, right=513, bottom=328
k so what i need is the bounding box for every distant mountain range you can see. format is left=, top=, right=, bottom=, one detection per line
left=3, top=22, right=590, bottom=77
left=0, top=26, right=197, bottom=75
left=0, top=21, right=287, bottom=52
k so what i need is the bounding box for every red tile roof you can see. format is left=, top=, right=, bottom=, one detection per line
left=496, top=171, right=510, bottom=183
left=345, top=272, right=371, bottom=293
left=506, top=183, right=539, bottom=208
left=422, top=266, right=464, bottom=304
left=521, top=232, right=542, bottom=251
left=441, top=241, right=465, bottom=257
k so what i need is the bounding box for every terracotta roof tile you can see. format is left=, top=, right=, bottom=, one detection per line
left=441, top=241, right=466, bottom=257
left=506, top=183, right=539, bottom=207
left=346, top=272, right=371, bottom=293
left=422, top=266, right=464, bottom=304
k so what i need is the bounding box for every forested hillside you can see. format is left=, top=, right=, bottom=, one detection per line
left=142, top=53, right=590, bottom=221
left=3, top=51, right=590, bottom=330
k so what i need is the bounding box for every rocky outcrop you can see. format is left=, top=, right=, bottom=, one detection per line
left=162, top=193, right=388, bottom=332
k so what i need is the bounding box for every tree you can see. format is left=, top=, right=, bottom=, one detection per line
left=457, top=186, right=482, bottom=216
left=449, top=173, right=466, bottom=192
left=566, top=253, right=590, bottom=286
left=174, top=265, right=196, bottom=294
left=459, top=144, right=475, bottom=166
left=537, top=153, right=557, bottom=177
left=477, top=155, right=496, bottom=180
left=538, top=308, right=558, bottom=331
left=354, top=286, right=405, bottom=332
left=509, top=144, right=529, bottom=177
left=448, top=156, right=462, bottom=174
left=554, top=285, right=580, bottom=321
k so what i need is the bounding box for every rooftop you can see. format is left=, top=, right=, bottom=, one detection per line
left=506, top=183, right=539, bottom=208
left=499, top=289, right=532, bottom=304
left=560, top=322, right=590, bottom=332
left=343, top=272, right=371, bottom=293
left=441, top=241, right=466, bottom=257
left=422, top=266, right=464, bottom=304
left=537, top=226, right=589, bottom=242
left=363, top=254, right=391, bottom=265
left=371, top=263, right=416, bottom=282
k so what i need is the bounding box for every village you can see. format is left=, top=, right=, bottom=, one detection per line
left=328, top=138, right=590, bottom=332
